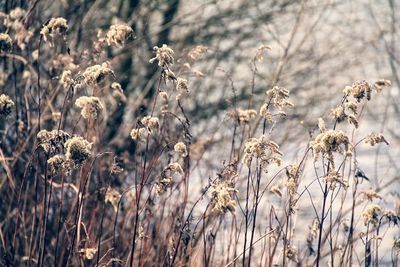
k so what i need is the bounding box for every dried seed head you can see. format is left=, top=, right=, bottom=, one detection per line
left=242, top=135, right=282, bottom=171
left=360, top=189, right=382, bottom=202
left=82, top=62, right=114, bottom=85
left=166, top=162, right=183, bottom=175
left=364, top=133, right=389, bottom=146
left=9, top=7, right=25, bottom=20
left=130, top=127, right=146, bottom=141
left=266, top=86, right=293, bottom=109
left=0, top=94, right=15, bottom=116
left=47, top=154, right=66, bottom=173
left=155, top=176, right=174, bottom=195
left=188, top=45, right=208, bottom=61
left=60, top=70, right=74, bottom=88
left=105, top=188, right=121, bottom=212
left=111, top=82, right=126, bottom=101
left=344, top=80, right=373, bottom=102
left=176, top=77, right=189, bottom=92
left=382, top=210, right=398, bottom=225
left=65, top=136, right=92, bottom=168
left=37, top=129, right=71, bottom=154
left=285, top=244, right=298, bottom=262
left=141, top=116, right=160, bottom=132
left=311, top=130, right=351, bottom=165
left=362, top=204, right=382, bottom=226
left=0, top=33, right=12, bottom=52
left=373, top=79, right=391, bottom=92
left=149, top=44, right=174, bottom=68
left=80, top=247, right=97, bottom=260
left=325, top=170, right=348, bottom=190
left=106, top=24, right=133, bottom=47
left=75, top=96, right=103, bottom=120
left=286, top=178, right=298, bottom=196
left=40, top=17, right=68, bottom=45
left=237, top=109, right=257, bottom=124
left=330, top=106, right=346, bottom=123
left=209, top=179, right=237, bottom=214
left=259, top=103, right=273, bottom=123
left=174, top=142, right=188, bottom=157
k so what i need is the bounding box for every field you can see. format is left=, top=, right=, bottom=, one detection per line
left=0, top=0, right=399, bottom=266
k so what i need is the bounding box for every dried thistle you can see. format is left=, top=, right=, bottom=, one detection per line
left=82, top=62, right=114, bottom=86
left=149, top=44, right=174, bottom=69
left=37, top=129, right=71, bottom=154
left=259, top=103, right=273, bottom=123
left=364, top=133, right=389, bottom=146
left=343, top=80, right=373, bottom=102
left=80, top=247, right=97, bottom=260
left=60, top=70, right=74, bottom=89
left=75, top=96, right=103, bottom=120
left=110, top=82, right=126, bottom=101
left=155, top=176, right=174, bottom=195
left=106, top=24, right=133, bottom=47
left=383, top=210, right=399, bottom=225
left=174, top=142, right=188, bottom=157
left=65, top=136, right=92, bottom=168
left=176, top=77, right=189, bottom=92
left=237, top=109, right=257, bottom=124
left=266, top=86, right=293, bottom=110
left=0, top=94, right=14, bottom=116
left=166, top=162, right=183, bottom=175
left=130, top=127, right=146, bottom=141
left=141, top=116, right=160, bottom=132
left=325, top=170, right=348, bottom=190
left=209, top=179, right=237, bottom=214
left=242, top=135, right=283, bottom=171
left=47, top=154, right=67, bottom=174
left=360, top=189, right=382, bottom=202
left=373, top=79, right=391, bottom=92
left=286, top=178, right=298, bottom=196
left=311, top=130, right=352, bottom=166
left=362, top=204, right=382, bottom=226
left=40, top=17, right=68, bottom=45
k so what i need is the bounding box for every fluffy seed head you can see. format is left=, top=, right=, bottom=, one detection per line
left=130, top=127, right=146, bottom=141
left=40, top=17, right=68, bottom=44
left=82, top=62, right=114, bottom=85
left=106, top=24, right=133, bottom=47
left=266, top=86, right=293, bottom=109
left=362, top=204, right=382, bottom=226
left=141, top=116, right=160, bottom=132
left=365, top=133, right=389, bottom=146
left=75, top=96, right=103, bottom=119
left=242, top=135, right=282, bottom=171
left=149, top=44, right=174, bottom=68
left=37, top=129, right=70, bottom=154
left=174, top=142, right=188, bottom=157
left=209, top=179, right=237, bottom=214
left=65, top=136, right=92, bottom=168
